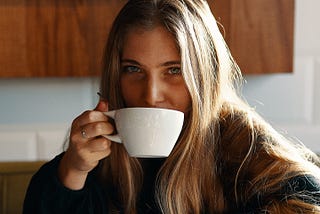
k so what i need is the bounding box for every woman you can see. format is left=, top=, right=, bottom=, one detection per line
left=24, top=0, right=320, bottom=213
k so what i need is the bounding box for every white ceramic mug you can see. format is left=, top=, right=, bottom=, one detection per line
left=103, top=107, right=184, bottom=158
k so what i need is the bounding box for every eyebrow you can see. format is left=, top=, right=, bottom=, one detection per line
left=121, top=59, right=181, bottom=67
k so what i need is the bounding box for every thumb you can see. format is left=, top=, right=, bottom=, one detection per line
left=94, top=100, right=109, bottom=112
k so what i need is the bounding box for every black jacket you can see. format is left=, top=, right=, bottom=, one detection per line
left=23, top=153, right=320, bottom=214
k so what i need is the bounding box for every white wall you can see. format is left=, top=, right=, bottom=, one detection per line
left=0, top=78, right=99, bottom=161
left=242, top=0, right=320, bottom=153
left=0, top=0, right=319, bottom=161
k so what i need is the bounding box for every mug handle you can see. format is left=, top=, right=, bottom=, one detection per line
left=102, top=110, right=122, bottom=143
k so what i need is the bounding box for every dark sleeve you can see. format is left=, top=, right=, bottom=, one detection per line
left=238, top=174, right=320, bottom=213
left=282, top=174, right=320, bottom=205
left=23, top=153, right=108, bottom=214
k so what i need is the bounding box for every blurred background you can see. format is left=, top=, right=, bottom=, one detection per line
left=0, top=0, right=319, bottom=162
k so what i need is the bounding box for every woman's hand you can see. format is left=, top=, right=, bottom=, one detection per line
left=58, top=100, right=114, bottom=190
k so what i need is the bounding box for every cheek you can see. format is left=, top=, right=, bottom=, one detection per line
left=182, top=91, right=192, bottom=112
left=171, top=85, right=192, bottom=113
left=120, top=78, right=140, bottom=106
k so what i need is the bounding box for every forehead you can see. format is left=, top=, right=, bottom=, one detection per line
left=121, top=26, right=180, bottom=63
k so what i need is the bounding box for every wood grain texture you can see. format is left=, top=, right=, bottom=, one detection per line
left=0, top=0, right=294, bottom=77
left=0, top=0, right=126, bottom=77
left=209, top=0, right=294, bottom=74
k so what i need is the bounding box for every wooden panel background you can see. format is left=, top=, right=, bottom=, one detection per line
left=0, top=0, right=126, bottom=77
left=0, top=0, right=294, bottom=77
left=210, top=0, right=294, bottom=74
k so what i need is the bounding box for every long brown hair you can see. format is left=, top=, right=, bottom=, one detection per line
left=99, top=0, right=320, bottom=213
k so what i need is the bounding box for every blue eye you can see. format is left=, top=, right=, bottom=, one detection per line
left=168, top=67, right=181, bottom=75
left=123, top=66, right=141, bottom=73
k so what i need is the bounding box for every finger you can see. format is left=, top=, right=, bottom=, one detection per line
left=88, top=149, right=112, bottom=162
left=79, top=121, right=114, bottom=140
left=94, top=100, right=109, bottom=112
left=72, top=110, right=109, bottom=129
left=85, top=140, right=112, bottom=161
left=86, top=137, right=111, bottom=152
left=69, top=128, right=88, bottom=147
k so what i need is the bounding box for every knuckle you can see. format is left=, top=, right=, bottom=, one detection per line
left=93, top=122, right=114, bottom=135
left=70, top=134, right=79, bottom=145
left=102, top=138, right=111, bottom=147
left=71, top=118, right=80, bottom=128
left=106, top=123, right=115, bottom=134
left=87, top=111, right=98, bottom=122
left=106, top=147, right=112, bottom=156
left=71, top=111, right=90, bottom=128
left=93, top=122, right=103, bottom=132
left=83, top=110, right=92, bottom=116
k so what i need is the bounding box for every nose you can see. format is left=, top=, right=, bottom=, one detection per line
left=143, top=75, right=165, bottom=107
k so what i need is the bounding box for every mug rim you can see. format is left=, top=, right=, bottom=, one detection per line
left=116, top=107, right=184, bottom=114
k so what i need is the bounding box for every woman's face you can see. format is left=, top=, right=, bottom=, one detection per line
left=120, top=26, right=191, bottom=114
